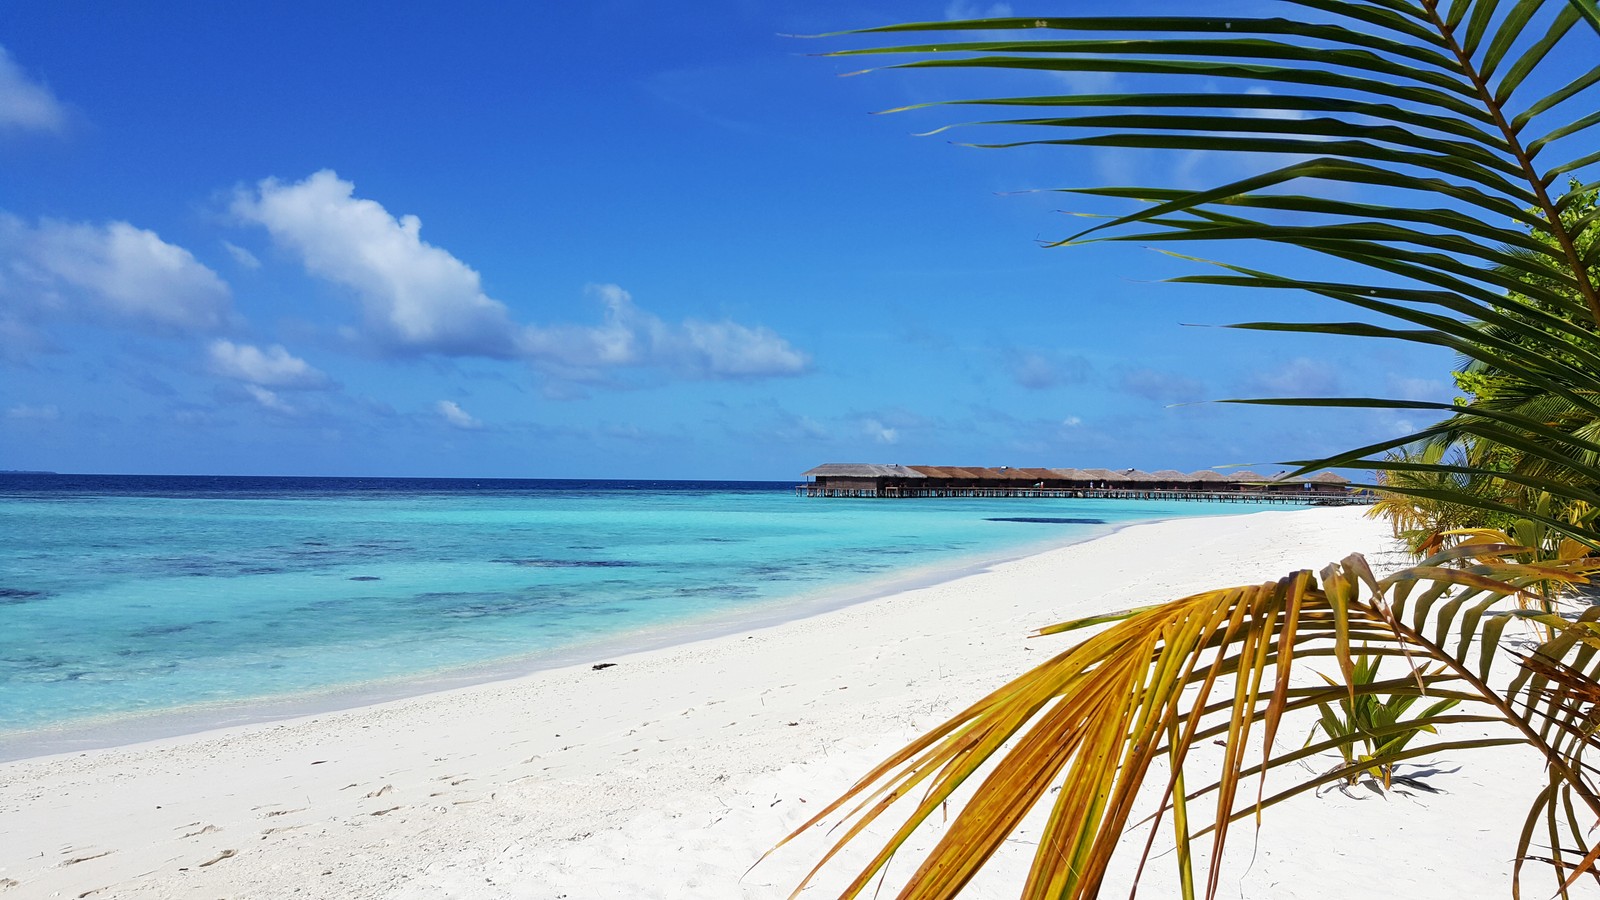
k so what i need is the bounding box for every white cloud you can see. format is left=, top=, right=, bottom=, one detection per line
left=678, top=318, right=809, bottom=377
left=6, top=402, right=58, bottom=421
left=944, top=1, right=1013, bottom=19
left=863, top=418, right=899, bottom=444
left=222, top=241, right=260, bottom=269
left=511, top=284, right=809, bottom=379
left=1240, top=86, right=1312, bottom=122
left=207, top=339, right=326, bottom=388
left=234, top=172, right=809, bottom=380
left=1387, top=374, right=1450, bottom=402
left=436, top=399, right=482, bottom=430
left=1062, top=415, right=1082, bottom=427
left=243, top=384, right=295, bottom=414
left=0, top=213, right=233, bottom=332
left=1244, top=357, right=1340, bottom=396
left=1051, top=70, right=1121, bottom=95
left=232, top=170, right=523, bottom=358
left=0, top=46, right=66, bottom=133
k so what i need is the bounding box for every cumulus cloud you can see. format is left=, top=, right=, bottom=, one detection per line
left=0, top=46, right=66, bottom=133
left=436, top=399, right=482, bottom=430
left=945, top=1, right=1013, bottom=18
left=222, top=241, right=260, bottom=269
left=207, top=339, right=327, bottom=388
left=234, top=171, right=809, bottom=380
left=233, top=170, right=522, bottom=357
left=523, top=284, right=807, bottom=380
left=863, top=418, right=899, bottom=444
left=0, top=213, right=233, bottom=332
left=243, top=384, right=295, bottom=414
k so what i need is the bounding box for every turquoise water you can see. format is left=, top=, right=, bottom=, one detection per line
left=0, top=474, right=1293, bottom=748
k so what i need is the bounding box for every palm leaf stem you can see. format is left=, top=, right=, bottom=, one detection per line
left=1419, top=0, right=1600, bottom=323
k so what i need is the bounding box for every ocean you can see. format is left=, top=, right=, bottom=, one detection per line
left=0, top=473, right=1291, bottom=756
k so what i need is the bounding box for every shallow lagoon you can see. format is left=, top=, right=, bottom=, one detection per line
left=0, top=474, right=1292, bottom=742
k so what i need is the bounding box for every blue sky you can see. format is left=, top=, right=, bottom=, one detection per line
left=0, top=1, right=1462, bottom=479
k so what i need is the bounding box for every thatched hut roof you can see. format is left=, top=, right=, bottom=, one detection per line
left=1013, top=467, right=1060, bottom=481
left=1230, top=471, right=1268, bottom=483
left=992, top=467, right=1039, bottom=481
left=802, top=463, right=926, bottom=479
left=1309, top=471, right=1351, bottom=483
left=1187, top=470, right=1231, bottom=483
left=1051, top=468, right=1091, bottom=481
left=912, top=465, right=974, bottom=479
left=1078, top=468, right=1122, bottom=481
left=1149, top=469, right=1191, bottom=481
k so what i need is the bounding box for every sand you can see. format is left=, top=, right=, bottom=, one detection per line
left=0, top=507, right=1559, bottom=898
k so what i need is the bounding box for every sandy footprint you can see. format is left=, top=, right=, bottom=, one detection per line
left=58, top=849, right=114, bottom=867
left=197, top=849, right=236, bottom=867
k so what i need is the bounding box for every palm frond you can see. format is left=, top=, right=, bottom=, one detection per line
left=782, top=553, right=1600, bottom=898
left=791, top=1, right=1600, bottom=895
left=822, top=0, right=1600, bottom=539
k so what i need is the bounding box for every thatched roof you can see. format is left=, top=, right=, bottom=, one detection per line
left=801, top=464, right=1352, bottom=493
left=990, top=467, right=1038, bottom=481
left=1013, top=467, right=1060, bottom=481
left=802, top=463, right=926, bottom=479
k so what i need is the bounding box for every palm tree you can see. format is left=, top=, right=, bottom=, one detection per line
left=783, top=2, right=1600, bottom=897
left=1366, top=442, right=1502, bottom=554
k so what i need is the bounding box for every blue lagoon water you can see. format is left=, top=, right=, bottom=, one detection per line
left=0, top=473, right=1290, bottom=753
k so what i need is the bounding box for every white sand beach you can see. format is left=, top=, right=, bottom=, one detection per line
left=0, top=507, right=1554, bottom=898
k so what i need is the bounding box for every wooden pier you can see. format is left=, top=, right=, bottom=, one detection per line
left=796, top=463, right=1365, bottom=505
left=794, top=484, right=1363, bottom=504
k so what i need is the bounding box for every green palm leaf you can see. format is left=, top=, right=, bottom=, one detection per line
left=788, top=1, right=1600, bottom=896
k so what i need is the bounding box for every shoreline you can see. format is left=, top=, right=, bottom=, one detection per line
left=1, top=510, right=1153, bottom=763
left=5, top=505, right=1534, bottom=900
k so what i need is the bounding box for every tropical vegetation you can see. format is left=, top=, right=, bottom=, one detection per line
left=785, top=1, right=1600, bottom=897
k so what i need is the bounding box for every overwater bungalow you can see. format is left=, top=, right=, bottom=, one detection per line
left=798, top=463, right=1356, bottom=503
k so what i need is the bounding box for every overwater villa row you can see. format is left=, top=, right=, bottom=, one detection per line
left=798, top=464, right=1359, bottom=504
